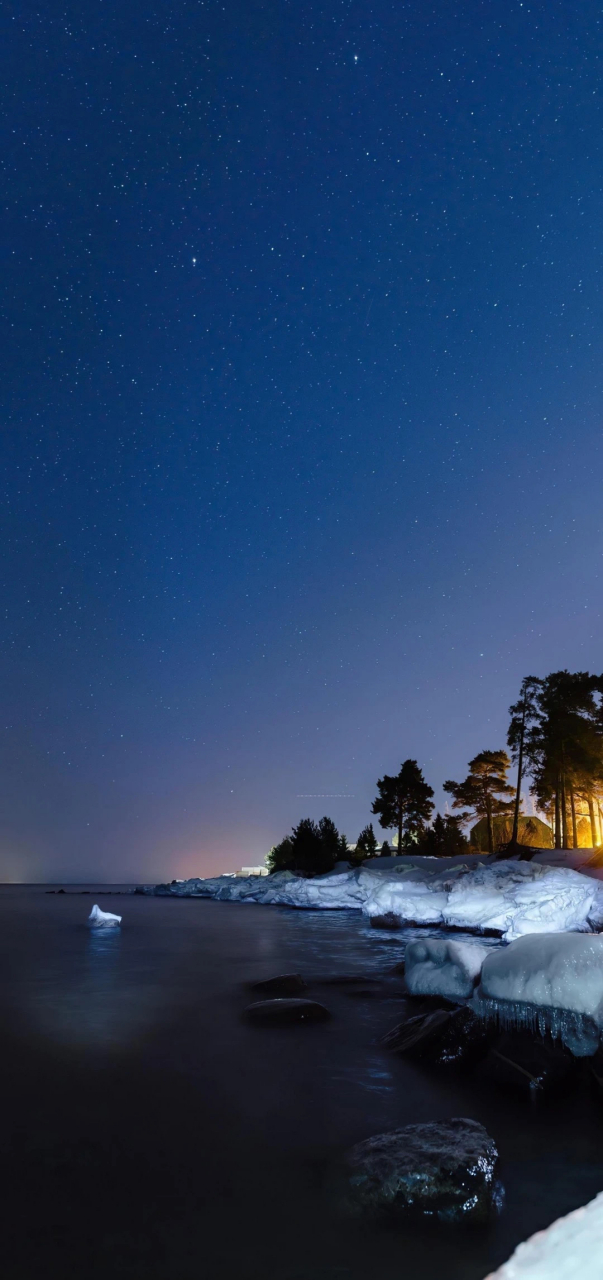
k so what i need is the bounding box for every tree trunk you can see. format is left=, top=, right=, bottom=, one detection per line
left=561, top=774, right=569, bottom=849
left=486, top=798, right=494, bottom=854
left=512, top=702, right=526, bottom=843
left=569, top=784, right=578, bottom=849
left=554, top=781, right=561, bottom=849
left=588, top=794, right=597, bottom=849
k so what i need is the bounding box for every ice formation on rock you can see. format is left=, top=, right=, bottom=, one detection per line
left=484, top=1189, right=603, bottom=1279
left=88, top=904, right=122, bottom=928
left=405, top=938, right=490, bottom=999
left=480, top=932, right=603, bottom=1019
left=471, top=932, right=603, bottom=1056
left=147, top=860, right=603, bottom=941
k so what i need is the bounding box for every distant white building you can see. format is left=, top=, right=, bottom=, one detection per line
left=234, top=866, right=269, bottom=878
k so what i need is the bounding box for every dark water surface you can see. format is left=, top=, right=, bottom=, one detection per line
left=2, top=887, right=603, bottom=1279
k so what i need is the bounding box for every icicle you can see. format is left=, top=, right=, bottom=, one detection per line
left=471, top=992, right=601, bottom=1057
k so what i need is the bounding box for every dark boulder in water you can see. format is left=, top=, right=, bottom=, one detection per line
left=382, top=1005, right=491, bottom=1068
left=480, top=1032, right=577, bottom=1097
left=345, top=1117, right=500, bottom=1224
left=250, top=973, right=307, bottom=996
left=245, top=998, right=331, bottom=1025
left=370, top=913, right=401, bottom=930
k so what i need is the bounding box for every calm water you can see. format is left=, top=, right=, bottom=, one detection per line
left=1, top=887, right=603, bottom=1279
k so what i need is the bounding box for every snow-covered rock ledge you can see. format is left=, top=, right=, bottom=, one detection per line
left=145, top=859, right=603, bottom=942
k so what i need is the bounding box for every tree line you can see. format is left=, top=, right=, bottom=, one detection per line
left=267, top=669, right=603, bottom=875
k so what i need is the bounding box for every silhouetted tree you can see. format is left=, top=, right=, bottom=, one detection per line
left=379, top=840, right=393, bottom=858
left=349, top=823, right=378, bottom=866
left=525, top=671, right=603, bottom=849
left=444, top=750, right=514, bottom=854
left=507, top=676, right=542, bottom=844
left=419, top=813, right=469, bottom=857
left=266, top=816, right=346, bottom=876
left=372, top=759, right=434, bottom=851
left=266, top=836, right=294, bottom=873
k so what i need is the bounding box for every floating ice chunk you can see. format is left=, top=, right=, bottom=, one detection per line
left=484, top=1189, right=603, bottom=1279
left=480, top=933, right=603, bottom=1022
left=88, top=904, right=122, bottom=928
left=405, top=938, right=490, bottom=999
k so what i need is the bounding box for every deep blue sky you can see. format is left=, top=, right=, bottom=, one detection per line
left=1, top=0, right=602, bottom=881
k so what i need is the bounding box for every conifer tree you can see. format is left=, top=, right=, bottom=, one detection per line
left=350, top=823, right=378, bottom=865
left=525, top=671, right=603, bottom=849
left=372, top=759, right=434, bottom=851
left=266, top=816, right=346, bottom=875
left=420, top=813, right=469, bottom=856
left=444, top=750, right=514, bottom=854
left=507, top=677, right=542, bottom=845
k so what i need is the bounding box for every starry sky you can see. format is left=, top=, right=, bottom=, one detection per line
left=1, top=0, right=602, bottom=882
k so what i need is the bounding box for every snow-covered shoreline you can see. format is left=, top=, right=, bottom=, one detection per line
left=146, top=857, right=603, bottom=943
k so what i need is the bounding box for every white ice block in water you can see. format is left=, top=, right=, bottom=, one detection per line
left=88, top=904, right=122, bottom=928
left=484, top=1189, right=603, bottom=1279
left=405, top=938, right=490, bottom=999
left=479, top=932, right=603, bottom=1022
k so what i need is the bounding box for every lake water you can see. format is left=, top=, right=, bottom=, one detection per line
left=1, top=886, right=603, bottom=1279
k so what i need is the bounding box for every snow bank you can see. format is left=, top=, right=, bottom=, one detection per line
left=88, top=904, right=122, bottom=928
left=472, top=933, right=603, bottom=1055
left=405, top=938, right=490, bottom=999
left=480, top=933, right=603, bottom=1021
left=484, top=1190, right=603, bottom=1279
left=148, top=860, right=603, bottom=941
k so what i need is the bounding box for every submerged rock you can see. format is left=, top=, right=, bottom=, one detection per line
left=244, top=998, right=331, bottom=1025
left=250, top=973, right=307, bottom=996
left=382, top=1005, right=492, bottom=1068
left=87, top=904, right=122, bottom=928
left=481, top=1032, right=577, bottom=1098
left=345, top=1117, right=500, bottom=1224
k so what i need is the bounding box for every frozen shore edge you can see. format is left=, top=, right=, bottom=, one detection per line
left=144, top=855, right=603, bottom=944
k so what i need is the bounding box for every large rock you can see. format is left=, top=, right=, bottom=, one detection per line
left=345, top=1117, right=500, bottom=1223
left=244, top=998, right=331, bottom=1025
left=382, top=1005, right=492, bottom=1068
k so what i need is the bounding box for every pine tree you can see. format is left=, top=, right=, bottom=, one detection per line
left=526, top=672, right=603, bottom=849
left=507, top=677, right=542, bottom=845
left=372, top=759, right=434, bottom=851
left=420, top=813, right=469, bottom=856
left=267, top=816, right=346, bottom=876
left=444, top=750, right=514, bottom=854
left=350, top=823, right=378, bottom=865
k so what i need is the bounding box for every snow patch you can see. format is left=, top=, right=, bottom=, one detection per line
left=405, top=938, right=490, bottom=999
left=484, top=1189, right=603, bottom=1279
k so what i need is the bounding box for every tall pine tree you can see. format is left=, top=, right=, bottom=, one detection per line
left=372, top=760, right=434, bottom=851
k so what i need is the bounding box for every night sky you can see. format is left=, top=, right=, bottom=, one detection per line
left=2, top=1, right=602, bottom=882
